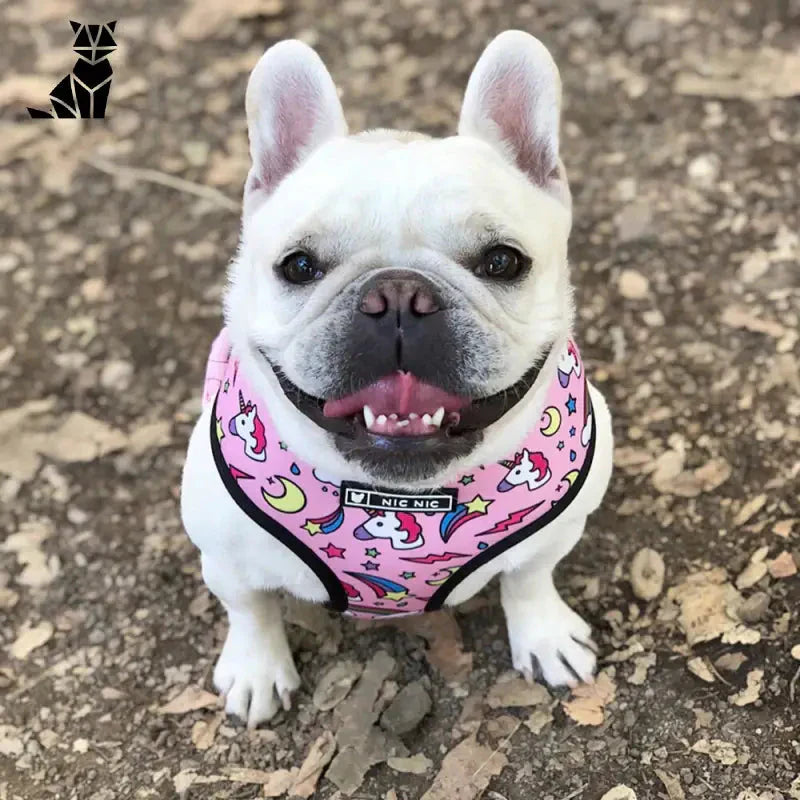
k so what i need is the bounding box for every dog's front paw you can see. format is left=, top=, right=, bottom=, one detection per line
left=506, top=595, right=597, bottom=689
left=213, top=623, right=301, bottom=728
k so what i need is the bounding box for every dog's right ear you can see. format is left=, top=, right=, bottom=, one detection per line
left=243, top=41, right=347, bottom=217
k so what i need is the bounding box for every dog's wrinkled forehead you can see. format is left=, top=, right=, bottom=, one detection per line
left=244, top=131, right=569, bottom=268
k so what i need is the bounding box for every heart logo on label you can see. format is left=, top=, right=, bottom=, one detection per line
left=349, top=491, right=366, bottom=504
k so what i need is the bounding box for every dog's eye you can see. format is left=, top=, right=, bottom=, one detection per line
left=280, top=251, right=324, bottom=285
left=477, top=246, right=526, bottom=280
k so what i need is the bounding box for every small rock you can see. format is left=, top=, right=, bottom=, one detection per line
left=100, top=359, right=134, bottom=392
left=486, top=675, right=550, bottom=708
left=625, top=16, right=662, bottom=49
left=767, top=551, right=797, bottom=579
left=792, top=644, right=800, bottom=661
left=735, top=561, right=767, bottom=590
left=617, top=269, right=650, bottom=300
left=630, top=548, right=665, bottom=600
left=615, top=201, right=653, bottom=242
left=380, top=681, right=431, bottom=736
left=687, top=657, right=715, bottom=684
left=687, top=153, right=720, bottom=186
left=714, top=652, right=748, bottom=672
left=737, top=592, right=770, bottom=623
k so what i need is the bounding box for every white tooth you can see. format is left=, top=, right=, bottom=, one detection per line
left=396, top=420, right=409, bottom=427
left=389, top=413, right=398, bottom=420
left=422, top=413, right=433, bottom=426
left=408, top=413, right=418, bottom=420
left=377, top=414, right=387, bottom=425
left=363, top=406, right=375, bottom=427
left=431, top=407, right=445, bottom=427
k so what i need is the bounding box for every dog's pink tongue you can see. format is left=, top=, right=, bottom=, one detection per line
left=323, top=372, right=467, bottom=418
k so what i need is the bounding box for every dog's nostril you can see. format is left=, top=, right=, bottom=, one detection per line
left=359, top=280, right=441, bottom=318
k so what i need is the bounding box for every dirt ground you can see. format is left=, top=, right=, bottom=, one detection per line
left=2, top=0, right=799, bottom=798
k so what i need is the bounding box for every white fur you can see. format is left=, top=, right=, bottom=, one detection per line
left=181, top=32, right=613, bottom=726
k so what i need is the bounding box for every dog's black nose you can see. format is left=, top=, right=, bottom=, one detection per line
left=358, top=274, right=442, bottom=318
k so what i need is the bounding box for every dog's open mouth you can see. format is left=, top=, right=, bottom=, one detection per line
left=261, top=348, right=548, bottom=443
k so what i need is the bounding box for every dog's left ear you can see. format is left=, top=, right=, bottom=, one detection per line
left=243, top=40, right=348, bottom=217
left=459, top=31, right=568, bottom=205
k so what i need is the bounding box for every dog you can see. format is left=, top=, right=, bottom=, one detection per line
left=28, top=20, right=117, bottom=119
left=181, top=31, right=613, bottom=728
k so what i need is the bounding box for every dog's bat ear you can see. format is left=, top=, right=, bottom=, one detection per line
left=106, top=21, right=117, bottom=32
left=243, top=40, right=347, bottom=217
left=459, top=31, right=569, bottom=206
left=70, top=20, right=81, bottom=33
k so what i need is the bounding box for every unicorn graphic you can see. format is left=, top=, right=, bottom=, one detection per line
left=228, top=390, right=267, bottom=461
left=497, top=449, right=551, bottom=493
left=557, top=343, right=582, bottom=388
left=353, top=510, right=424, bottom=550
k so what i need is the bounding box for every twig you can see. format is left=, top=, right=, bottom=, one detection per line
left=85, top=156, right=240, bottom=212
left=790, top=664, right=800, bottom=703
left=558, top=784, right=588, bottom=800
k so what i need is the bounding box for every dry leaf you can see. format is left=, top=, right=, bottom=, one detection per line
left=773, top=519, right=794, bottom=538
left=674, top=48, right=800, bottom=101
left=177, top=0, right=284, bottom=41
left=486, top=675, right=550, bottom=708
left=525, top=707, right=553, bottom=734
left=728, top=669, right=764, bottom=707
left=262, top=769, right=299, bottom=797
left=667, top=569, right=742, bottom=645
left=419, top=734, right=508, bottom=800
left=394, top=611, right=473, bottom=683
left=600, top=787, right=637, bottom=800
left=655, top=770, right=686, bottom=800
left=313, top=661, right=362, bottom=711
left=691, top=738, right=738, bottom=765
left=628, top=653, right=656, bottom=685
left=10, top=620, right=54, bottom=659
left=290, top=731, right=336, bottom=798
left=159, top=685, right=219, bottom=714
left=687, top=657, right=715, bottom=683
left=387, top=754, right=433, bottom=775
left=767, top=551, right=797, bottom=579
left=630, top=548, right=665, bottom=600
left=652, top=454, right=731, bottom=497
left=721, top=625, right=762, bottom=645
left=562, top=671, right=616, bottom=726
left=191, top=712, right=223, bottom=750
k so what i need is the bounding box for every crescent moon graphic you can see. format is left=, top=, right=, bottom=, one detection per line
left=562, top=469, right=580, bottom=487
left=540, top=406, right=561, bottom=437
left=262, top=476, right=307, bottom=514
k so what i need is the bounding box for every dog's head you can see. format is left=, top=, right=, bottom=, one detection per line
left=69, top=20, right=117, bottom=64
left=226, top=31, right=574, bottom=487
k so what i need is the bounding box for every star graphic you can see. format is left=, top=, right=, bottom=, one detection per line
left=465, top=494, right=492, bottom=514
left=569, top=425, right=576, bottom=437
left=565, top=394, right=577, bottom=415
left=384, top=590, right=407, bottom=602
left=557, top=440, right=565, bottom=450
left=362, top=560, right=379, bottom=571
left=321, top=543, right=345, bottom=559
left=215, top=417, right=225, bottom=441
left=400, top=571, right=416, bottom=579
left=302, top=520, right=322, bottom=535
left=459, top=474, right=475, bottom=486
left=279, top=441, right=288, bottom=450
left=570, top=450, right=577, bottom=462
left=365, top=547, right=379, bottom=558
left=223, top=378, right=230, bottom=393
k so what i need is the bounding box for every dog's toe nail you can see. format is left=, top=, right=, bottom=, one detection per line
left=280, top=689, right=292, bottom=711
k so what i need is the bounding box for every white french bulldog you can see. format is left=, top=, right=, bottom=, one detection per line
left=181, top=30, right=613, bottom=728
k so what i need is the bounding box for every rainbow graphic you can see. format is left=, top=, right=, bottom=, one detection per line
left=345, top=571, right=409, bottom=602
left=439, top=498, right=491, bottom=543
left=305, top=506, right=345, bottom=535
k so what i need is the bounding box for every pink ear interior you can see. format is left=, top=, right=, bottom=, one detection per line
left=484, top=65, right=556, bottom=186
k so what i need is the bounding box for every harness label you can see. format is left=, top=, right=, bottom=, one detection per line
left=341, top=483, right=457, bottom=513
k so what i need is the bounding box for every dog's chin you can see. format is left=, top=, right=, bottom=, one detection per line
left=257, top=346, right=550, bottom=484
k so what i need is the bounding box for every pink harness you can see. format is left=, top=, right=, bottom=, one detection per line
left=202, top=330, right=595, bottom=619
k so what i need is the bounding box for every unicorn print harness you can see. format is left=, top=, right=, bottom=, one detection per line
left=203, top=330, right=595, bottom=620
